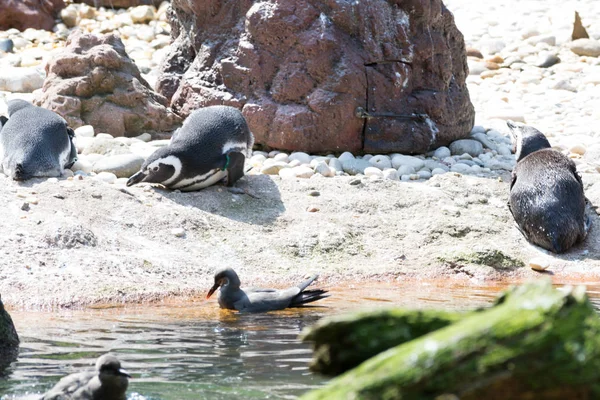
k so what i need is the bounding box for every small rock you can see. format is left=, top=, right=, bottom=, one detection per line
left=75, top=125, right=95, bottom=138
left=171, top=228, right=186, bottom=238
left=364, top=167, right=383, bottom=178
left=338, top=152, right=355, bottom=163
left=432, top=168, right=447, bottom=176
left=470, top=132, right=499, bottom=151
left=94, top=172, right=117, bottom=184
left=314, top=161, right=334, bottom=177
left=130, top=5, right=156, bottom=24
left=21, top=202, right=30, bottom=211
left=0, top=67, right=45, bottom=92
left=397, top=165, right=416, bottom=175
left=391, top=154, right=425, bottom=170
left=449, top=139, right=484, bottom=157
left=249, top=154, right=266, bottom=167
left=288, top=152, right=312, bottom=165
left=328, top=158, right=343, bottom=172
left=60, top=5, right=79, bottom=28
left=382, top=168, right=399, bottom=181
left=308, top=191, right=320, bottom=197
left=273, top=153, right=289, bottom=163
left=433, top=146, right=451, bottom=159
left=0, top=38, right=14, bottom=53
left=342, top=159, right=372, bottom=175
left=294, top=166, right=314, bottom=179
left=307, top=206, right=320, bottom=213
left=25, top=197, right=38, bottom=205
left=368, top=155, right=392, bottom=169
left=134, top=133, right=152, bottom=142
left=260, top=162, right=289, bottom=175
left=572, top=11, right=589, bottom=41
left=570, top=144, right=586, bottom=155
left=400, top=175, right=411, bottom=181
left=466, top=47, right=483, bottom=58
left=568, top=39, right=600, bottom=57
left=529, top=257, right=550, bottom=272
left=92, top=154, right=144, bottom=178
left=450, top=163, right=471, bottom=174
left=417, top=170, right=432, bottom=179
left=535, top=53, right=560, bottom=68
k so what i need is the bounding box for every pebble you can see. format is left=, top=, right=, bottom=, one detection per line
left=288, top=152, right=312, bottom=165
left=368, top=155, right=392, bottom=169
left=261, top=162, right=289, bottom=175
left=450, top=163, right=472, bottom=174
left=432, top=168, right=447, bottom=176
left=92, top=154, right=144, bottom=178
left=364, top=167, right=383, bottom=178
left=433, top=146, right=451, bottom=159
left=25, top=197, right=39, bottom=205
left=382, top=168, right=399, bottom=181
left=529, top=257, right=550, bottom=272
left=75, top=125, right=95, bottom=138
left=342, top=159, right=372, bottom=175
left=94, top=172, right=118, bottom=184
left=397, top=165, right=416, bottom=175
left=171, top=227, right=186, bottom=238
left=338, top=151, right=355, bottom=163
left=391, top=154, right=425, bottom=170
left=130, top=5, right=156, bottom=24
left=314, top=161, right=334, bottom=177
left=535, top=53, right=560, bottom=68
left=0, top=67, right=45, bottom=92
left=328, top=158, right=343, bottom=172
left=570, top=144, right=586, bottom=156
left=417, top=170, right=432, bottom=179
left=449, top=139, right=484, bottom=157
left=249, top=154, right=267, bottom=167
left=0, top=38, right=14, bottom=53
left=273, top=152, right=289, bottom=163
left=568, top=39, right=600, bottom=57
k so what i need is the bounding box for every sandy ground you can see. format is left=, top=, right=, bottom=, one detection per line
left=0, top=170, right=599, bottom=309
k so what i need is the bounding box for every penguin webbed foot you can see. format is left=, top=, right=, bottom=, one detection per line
left=225, top=151, right=246, bottom=187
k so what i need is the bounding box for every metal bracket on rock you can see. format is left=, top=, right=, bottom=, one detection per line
left=355, top=107, right=427, bottom=122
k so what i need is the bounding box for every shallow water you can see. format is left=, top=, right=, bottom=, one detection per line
left=2, top=281, right=600, bottom=399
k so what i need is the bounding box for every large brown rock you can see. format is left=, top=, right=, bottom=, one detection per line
left=157, top=0, right=475, bottom=154
left=0, top=0, right=64, bottom=31
left=35, top=30, right=181, bottom=137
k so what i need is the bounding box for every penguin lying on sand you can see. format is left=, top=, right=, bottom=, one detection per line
left=0, top=100, right=77, bottom=180
left=507, top=121, right=591, bottom=253
left=127, top=105, right=254, bottom=191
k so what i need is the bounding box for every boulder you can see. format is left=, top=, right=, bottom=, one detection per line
left=157, top=0, right=475, bottom=154
left=0, top=0, right=65, bottom=31
left=0, top=295, right=19, bottom=371
left=34, top=30, right=181, bottom=137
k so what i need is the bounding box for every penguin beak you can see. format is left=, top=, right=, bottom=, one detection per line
left=118, top=368, right=131, bottom=378
left=206, top=282, right=221, bottom=299
left=506, top=120, right=518, bottom=130
left=126, top=171, right=146, bottom=187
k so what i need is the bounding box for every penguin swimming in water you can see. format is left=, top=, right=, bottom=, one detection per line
left=127, top=105, right=254, bottom=191
left=0, top=100, right=77, bottom=180
left=507, top=121, right=591, bottom=253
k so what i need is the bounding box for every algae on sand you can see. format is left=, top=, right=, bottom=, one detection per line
left=301, top=280, right=600, bottom=400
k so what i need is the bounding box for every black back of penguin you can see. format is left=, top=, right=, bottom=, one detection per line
left=170, top=105, right=252, bottom=174
left=509, top=125, right=589, bottom=253
left=1, top=100, right=75, bottom=179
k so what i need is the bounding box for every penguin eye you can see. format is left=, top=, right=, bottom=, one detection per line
left=152, top=166, right=159, bottom=172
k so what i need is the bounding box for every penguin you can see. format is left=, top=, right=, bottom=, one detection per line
left=127, top=105, right=254, bottom=191
left=507, top=121, right=591, bottom=253
left=0, top=100, right=77, bottom=181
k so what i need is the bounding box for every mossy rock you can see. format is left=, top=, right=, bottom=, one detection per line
left=302, top=280, right=600, bottom=400
left=436, top=249, right=525, bottom=270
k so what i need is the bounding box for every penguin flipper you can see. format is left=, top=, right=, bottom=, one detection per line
left=0, top=115, right=7, bottom=127
left=65, top=127, right=78, bottom=169
left=226, top=151, right=246, bottom=187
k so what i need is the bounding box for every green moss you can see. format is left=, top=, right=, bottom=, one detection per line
left=436, top=249, right=525, bottom=270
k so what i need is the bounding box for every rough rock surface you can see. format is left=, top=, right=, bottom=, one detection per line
left=0, top=295, right=19, bottom=370
left=0, top=171, right=599, bottom=309
left=73, top=0, right=163, bottom=8
left=157, top=0, right=475, bottom=154
left=34, top=30, right=181, bottom=137
left=0, top=0, right=65, bottom=31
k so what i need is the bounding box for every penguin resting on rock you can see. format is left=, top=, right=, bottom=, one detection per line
left=127, top=105, right=254, bottom=191
left=507, top=121, right=591, bottom=253
left=0, top=100, right=77, bottom=180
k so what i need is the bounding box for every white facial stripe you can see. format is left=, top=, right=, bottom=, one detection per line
left=170, top=168, right=227, bottom=190
left=222, top=140, right=247, bottom=155
left=514, top=129, right=523, bottom=161
left=152, top=155, right=182, bottom=185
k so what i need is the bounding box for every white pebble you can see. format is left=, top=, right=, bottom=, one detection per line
left=171, top=228, right=186, bottom=238
left=288, top=152, right=312, bottom=165
left=338, top=152, right=355, bottom=163
left=397, top=165, right=416, bottom=175
left=364, top=167, right=383, bottom=178
left=432, top=168, right=447, bottom=175
left=75, top=125, right=95, bottom=138
left=273, top=152, right=289, bottom=162
left=95, top=172, right=117, bottom=184
left=382, top=168, right=399, bottom=181
left=529, top=257, right=550, bottom=271
left=433, top=146, right=451, bottom=159
left=369, top=155, right=392, bottom=169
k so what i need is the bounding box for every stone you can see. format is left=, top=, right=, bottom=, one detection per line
left=328, top=158, right=343, bottom=172
left=450, top=163, right=471, bottom=174
left=261, top=162, right=289, bottom=175
left=158, top=0, right=474, bottom=154
left=94, top=171, right=117, bottom=184
left=569, top=39, right=600, bottom=57
left=92, top=154, right=145, bottom=178
left=449, top=139, right=484, bottom=157
left=75, top=125, right=95, bottom=138
left=431, top=168, right=446, bottom=175
left=273, top=152, right=289, bottom=163
left=364, top=167, right=383, bottom=178
left=314, top=161, right=334, bottom=177
left=470, top=132, right=499, bottom=151
left=82, top=137, right=131, bottom=156
left=34, top=30, right=181, bottom=137
left=288, top=152, right=312, bottom=165
left=397, top=165, right=416, bottom=176
left=433, top=146, right=451, bottom=160
left=0, top=38, right=14, bottom=53
left=391, top=155, right=425, bottom=170
left=466, top=47, right=483, bottom=59
left=342, top=159, right=372, bottom=176
left=382, top=168, right=399, bottom=181
left=0, top=0, right=65, bottom=31
left=293, top=166, right=314, bottom=179
left=134, top=133, right=152, bottom=142
left=417, top=170, right=432, bottom=179
left=529, top=257, right=550, bottom=272
left=535, top=53, right=560, bottom=68
left=368, top=155, right=392, bottom=170
left=171, top=227, right=186, bottom=238
left=60, top=5, right=79, bottom=28
left=338, top=152, right=355, bottom=163
left=130, top=5, right=156, bottom=24
left=0, top=67, right=45, bottom=93
left=572, top=11, right=590, bottom=41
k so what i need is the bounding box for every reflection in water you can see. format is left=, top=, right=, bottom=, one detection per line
left=2, top=281, right=599, bottom=399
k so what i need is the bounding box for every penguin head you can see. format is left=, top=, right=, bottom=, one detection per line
left=126, top=147, right=181, bottom=187
left=506, top=121, right=551, bottom=162
left=96, top=354, right=130, bottom=390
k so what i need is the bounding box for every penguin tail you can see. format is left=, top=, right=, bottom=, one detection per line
left=12, top=163, right=26, bottom=181
left=290, top=289, right=330, bottom=307
left=297, top=274, right=319, bottom=292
